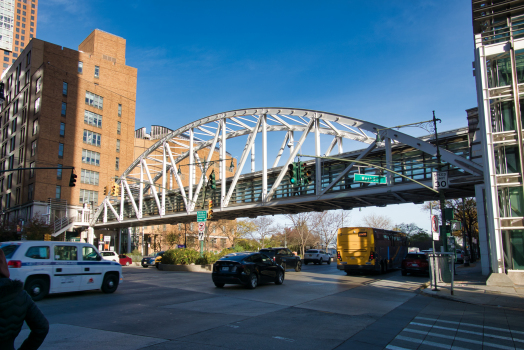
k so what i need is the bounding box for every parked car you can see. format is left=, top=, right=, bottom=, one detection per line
left=212, top=251, right=285, bottom=289
left=141, top=251, right=164, bottom=268
left=100, top=251, right=119, bottom=262
left=401, top=253, right=430, bottom=276
left=1, top=241, right=122, bottom=300
left=456, top=249, right=465, bottom=264
left=259, top=247, right=301, bottom=272
left=304, top=249, right=331, bottom=265
left=119, top=254, right=133, bottom=266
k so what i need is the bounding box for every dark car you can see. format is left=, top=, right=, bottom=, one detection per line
left=212, top=252, right=285, bottom=289
left=401, top=253, right=430, bottom=276
left=456, top=249, right=465, bottom=264
left=259, top=247, right=302, bottom=272
left=141, top=251, right=165, bottom=268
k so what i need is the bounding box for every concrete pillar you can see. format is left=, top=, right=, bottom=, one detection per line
left=127, top=228, right=131, bottom=253
left=475, top=184, right=491, bottom=275
left=87, top=227, right=95, bottom=245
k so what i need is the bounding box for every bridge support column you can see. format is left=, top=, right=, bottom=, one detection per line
left=262, top=114, right=267, bottom=202
left=315, top=118, right=321, bottom=195
left=475, top=184, right=491, bottom=275
left=385, top=137, right=392, bottom=186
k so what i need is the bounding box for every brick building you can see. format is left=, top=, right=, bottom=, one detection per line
left=0, top=29, right=137, bottom=241
left=1, top=0, right=38, bottom=72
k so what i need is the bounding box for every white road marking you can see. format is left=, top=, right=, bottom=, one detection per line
left=272, top=336, right=294, bottom=342
left=415, top=316, right=524, bottom=336
left=410, top=321, right=523, bottom=343
left=403, top=328, right=518, bottom=350
left=385, top=344, right=412, bottom=350
left=395, top=335, right=470, bottom=350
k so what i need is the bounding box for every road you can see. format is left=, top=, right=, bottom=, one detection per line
left=15, top=263, right=524, bottom=350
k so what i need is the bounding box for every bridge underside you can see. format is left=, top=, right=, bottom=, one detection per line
left=94, top=127, right=483, bottom=229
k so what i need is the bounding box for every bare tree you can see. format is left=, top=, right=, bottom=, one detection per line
left=285, top=212, right=320, bottom=257
left=313, top=210, right=351, bottom=251
left=361, top=213, right=393, bottom=229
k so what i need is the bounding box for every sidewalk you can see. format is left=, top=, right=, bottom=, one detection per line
left=421, top=259, right=524, bottom=310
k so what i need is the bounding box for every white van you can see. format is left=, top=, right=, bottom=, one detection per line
left=1, top=241, right=123, bottom=301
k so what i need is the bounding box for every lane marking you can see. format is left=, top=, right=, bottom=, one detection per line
left=395, top=335, right=470, bottom=350
left=415, top=316, right=524, bottom=336
left=385, top=345, right=412, bottom=350
left=410, top=322, right=523, bottom=343
left=272, top=336, right=294, bottom=342
left=403, top=328, right=518, bottom=350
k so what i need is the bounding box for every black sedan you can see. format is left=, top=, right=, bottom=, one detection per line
left=212, top=252, right=285, bottom=289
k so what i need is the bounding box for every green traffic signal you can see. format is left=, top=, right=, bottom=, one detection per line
left=287, top=163, right=298, bottom=184
left=209, top=170, right=217, bottom=189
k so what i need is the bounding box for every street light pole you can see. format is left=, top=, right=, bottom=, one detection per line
left=432, top=111, right=447, bottom=253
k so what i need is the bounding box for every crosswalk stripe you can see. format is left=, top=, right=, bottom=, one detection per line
left=395, top=335, right=471, bottom=350
left=385, top=345, right=412, bottom=350
left=415, top=316, right=524, bottom=336
left=403, top=328, right=518, bottom=350
left=410, top=321, right=523, bottom=343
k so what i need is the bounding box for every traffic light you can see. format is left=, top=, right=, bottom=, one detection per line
left=44, top=234, right=51, bottom=241
left=114, top=183, right=120, bottom=197
left=208, top=170, right=216, bottom=189
left=69, top=170, right=77, bottom=187
left=103, top=186, right=108, bottom=196
left=207, top=199, right=213, bottom=220
left=301, top=163, right=313, bottom=185
left=287, top=162, right=298, bottom=184
left=110, top=183, right=118, bottom=196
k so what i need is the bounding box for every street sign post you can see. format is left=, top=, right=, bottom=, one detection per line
left=432, top=171, right=448, bottom=190
left=354, top=174, right=386, bottom=184
left=197, top=211, right=207, bottom=222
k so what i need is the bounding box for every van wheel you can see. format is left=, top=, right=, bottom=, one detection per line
left=327, top=258, right=331, bottom=265
left=25, top=277, right=49, bottom=301
left=101, top=273, right=119, bottom=293
left=125, top=261, right=130, bottom=266
left=246, top=273, right=258, bottom=289
left=319, top=258, right=323, bottom=265
left=295, top=261, right=302, bottom=272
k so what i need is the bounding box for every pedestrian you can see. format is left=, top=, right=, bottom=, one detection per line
left=0, top=248, right=49, bottom=350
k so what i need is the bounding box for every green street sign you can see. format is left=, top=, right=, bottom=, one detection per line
left=197, top=211, right=208, bottom=222
left=354, top=174, right=386, bottom=184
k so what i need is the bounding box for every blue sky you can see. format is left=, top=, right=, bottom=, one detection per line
left=37, top=1, right=476, bottom=232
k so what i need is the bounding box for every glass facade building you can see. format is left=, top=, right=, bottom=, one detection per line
left=473, top=0, right=524, bottom=274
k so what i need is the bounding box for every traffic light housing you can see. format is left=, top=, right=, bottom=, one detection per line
left=69, top=171, right=77, bottom=187
left=103, top=186, right=108, bottom=196
left=301, top=163, right=312, bottom=185
left=287, top=162, right=298, bottom=184
left=110, top=182, right=120, bottom=196
left=207, top=199, right=213, bottom=220
left=44, top=234, right=51, bottom=241
left=208, top=170, right=216, bottom=189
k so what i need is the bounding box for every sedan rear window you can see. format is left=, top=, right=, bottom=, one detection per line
left=219, top=254, right=249, bottom=262
left=306, top=250, right=318, bottom=253
left=1, top=244, right=20, bottom=259
left=259, top=250, right=275, bottom=257
left=405, top=254, right=427, bottom=260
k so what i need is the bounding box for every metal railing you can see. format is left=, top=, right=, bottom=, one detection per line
left=428, top=252, right=455, bottom=295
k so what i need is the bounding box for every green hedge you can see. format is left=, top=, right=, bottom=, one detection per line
left=161, top=246, right=245, bottom=265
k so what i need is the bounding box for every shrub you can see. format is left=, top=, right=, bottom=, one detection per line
left=127, top=249, right=143, bottom=262
left=161, top=248, right=199, bottom=265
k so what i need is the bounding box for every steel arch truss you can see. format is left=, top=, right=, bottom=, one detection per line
left=91, top=107, right=484, bottom=227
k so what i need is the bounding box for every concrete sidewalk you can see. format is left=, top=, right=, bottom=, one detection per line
left=421, top=259, right=524, bottom=310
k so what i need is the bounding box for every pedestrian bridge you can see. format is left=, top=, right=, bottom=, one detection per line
left=91, top=108, right=484, bottom=229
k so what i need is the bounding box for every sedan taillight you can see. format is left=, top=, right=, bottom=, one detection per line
left=8, top=260, right=22, bottom=268
left=369, top=252, right=375, bottom=260
left=337, top=251, right=341, bottom=261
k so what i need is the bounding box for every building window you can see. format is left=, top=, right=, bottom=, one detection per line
left=94, top=65, right=99, bottom=78
left=61, top=102, right=66, bottom=116
left=117, top=121, right=121, bottom=135
left=55, top=185, right=61, bottom=199
left=78, top=61, right=83, bottom=74
left=35, top=77, right=41, bottom=92
left=26, top=51, right=30, bottom=66
left=29, top=161, right=34, bottom=178
left=13, top=99, right=18, bottom=114
left=62, top=82, right=68, bottom=96
left=85, top=91, right=103, bottom=109
left=32, top=119, right=37, bottom=135
left=5, top=193, right=10, bottom=208
left=34, top=97, right=40, bottom=114
left=59, top=122, right=65, bottom=137
left=20, top=127, right=25, bottom=143
left=115, top=157, right=119, bottom=171
left=84, top=110, right=102, bottom=128
left=79, top=189, right=98, bottom=206
left=57, top=164, right=62, bottom=179
left=15, top=187, right=20, bottom=205
left=10, top=136, right=15, bottom=152
left=118, top=104, right=122, bottom=117
left=11, top=117, right=16, bottom=133
left=116, top=139, right=120, bottom=152
left=30, top=140, right=36, bottom=156
left=58, top=143, right=64, bottom=158
left=25, top=70, right=30, bottom=85
left=81, top=169, right=99, bottom=185
left=18, top=146, right=23, bottom=164
left=83, top=130, right=101, bottom=147
left=28, top=183, right=33, bottom=200
left=8, top=155, right=13, bottom=170
left=82, top=149, right=101, bottom=166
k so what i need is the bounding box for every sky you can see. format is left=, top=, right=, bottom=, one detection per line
left=37, top=1, right=477, bottom=233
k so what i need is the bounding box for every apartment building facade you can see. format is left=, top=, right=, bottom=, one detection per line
left=0, top=29, right=137, bottom=241
left=1, top=0, right=38, bottom=71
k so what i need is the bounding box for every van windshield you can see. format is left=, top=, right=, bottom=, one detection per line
left=1, top=244, right=20, bottom=259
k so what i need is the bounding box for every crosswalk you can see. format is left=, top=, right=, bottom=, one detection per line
left=386, top=316, right=524, bottom=350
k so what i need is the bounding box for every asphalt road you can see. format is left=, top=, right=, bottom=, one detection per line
left=14, top=263, right=523, bottom=350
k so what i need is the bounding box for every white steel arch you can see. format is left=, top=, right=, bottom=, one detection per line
left=91, top=107, right=483, bottom=226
